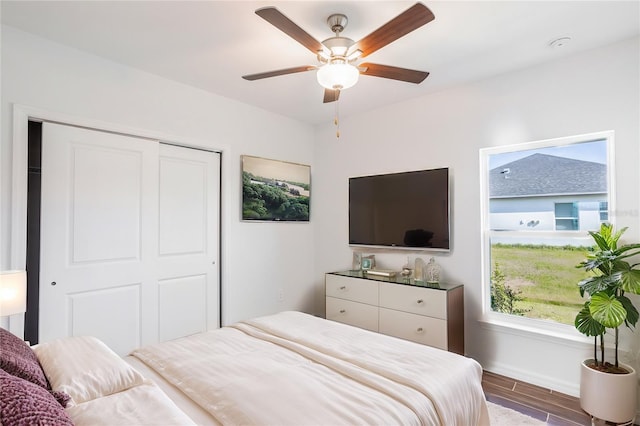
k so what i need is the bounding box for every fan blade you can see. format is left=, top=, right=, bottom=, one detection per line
left=360, top=63, right=429, bottom=84
left=355, top=3, right=434, bottom=58
left=242, top=66, right=316, bottom=81
left=256, top=7, right=325, bottom=55
left=323, top=89, right=340, bottom=103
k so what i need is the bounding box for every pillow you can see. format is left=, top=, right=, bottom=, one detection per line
left=66, top=383, right=196, bottom=425
left=0, top=327, right=49, bottom=389
left=0, top=328, right=71, bottom=407
left=0, top=369, right=73, bottom=426
left=34, top=335, right=147, bottom=405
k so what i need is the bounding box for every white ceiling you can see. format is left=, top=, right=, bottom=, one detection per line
left=2, top=1, right=639, bottom=125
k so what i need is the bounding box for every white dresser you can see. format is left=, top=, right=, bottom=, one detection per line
left=325, top=271, right=464, bottom=354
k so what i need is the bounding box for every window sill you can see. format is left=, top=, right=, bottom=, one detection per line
left=478, top=312, right=591, bottom=348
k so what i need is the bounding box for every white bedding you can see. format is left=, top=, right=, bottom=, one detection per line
left=65, top=383, right=196, bottom=425
left=132, top=311, right=489, bottom=426
left=125, top=356, right=219, bottom=425
left=34, top=335, right=196, bottom=425
left=34, top=336, right=147, bottom=406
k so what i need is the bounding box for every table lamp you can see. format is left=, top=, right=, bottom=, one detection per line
left=0, top=270, right=27, bottom=317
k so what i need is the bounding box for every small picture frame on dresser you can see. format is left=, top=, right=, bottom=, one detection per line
left=361, top=255, right=375, bottom=270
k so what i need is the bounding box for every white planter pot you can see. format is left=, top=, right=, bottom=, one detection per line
left=580, top=359, right=637, bottom=423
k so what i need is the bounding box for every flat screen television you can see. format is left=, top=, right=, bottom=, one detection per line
left=349, top=168, right=450, bottom=251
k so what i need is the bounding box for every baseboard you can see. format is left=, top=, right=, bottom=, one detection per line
left=482, top=360, right=580, bottom=398
left=484, top=361, right=640, bottom=422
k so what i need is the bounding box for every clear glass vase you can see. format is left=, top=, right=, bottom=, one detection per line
left=401, top=256, right=413, bottom=280
left=414, top=257, right=426, bottom=282
left=425, top=257, right=441, bottom=283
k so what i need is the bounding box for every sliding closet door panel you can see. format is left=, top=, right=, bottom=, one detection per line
left=72, top=147, right=141, bottom=263
left=159, top=154, right=206, bottom=255
left=68, top=284, right=141, bottom=356
left=158, top=144, right=220, bottom=340
left=40, top=123, right=159, bottom=354
left=158, top=275, right=206, bottom=342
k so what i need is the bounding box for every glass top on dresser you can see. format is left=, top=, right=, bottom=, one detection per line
left=328, top=270, right=462, bottom=291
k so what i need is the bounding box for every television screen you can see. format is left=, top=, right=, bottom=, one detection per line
left=349, top=168, right=450, bottom=251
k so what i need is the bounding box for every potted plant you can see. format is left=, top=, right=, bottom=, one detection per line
left=575, top=223, right=640, bottom=423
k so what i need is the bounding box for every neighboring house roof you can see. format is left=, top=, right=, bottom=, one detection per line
left=490, top=153, right=607, bottom=198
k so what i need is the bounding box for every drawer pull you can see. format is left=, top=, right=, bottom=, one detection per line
left=339, top=286, right=347, bottom=290
left=339, top=309, right=346, bottom=314
left=417, top=299, right=424, bottom=304
left=416, top=327, right=424, bottom=333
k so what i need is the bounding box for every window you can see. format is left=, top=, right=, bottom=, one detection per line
left=480, top=131, right=613, bottom=328
left=554, top=202, right=578, bottom=230
left=599, top=201, right=609, bottom=222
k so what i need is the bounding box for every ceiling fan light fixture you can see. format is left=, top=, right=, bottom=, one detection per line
left=323, top=36, right=355, bottom=57
left=346, top=49, right=363, bottom=61
left=317, top=63, right=359, bottom=90
left=317, top=49, right=332, bottom=62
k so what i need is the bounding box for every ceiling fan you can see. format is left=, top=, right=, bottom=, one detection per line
left=242, top=2, right=435, bottom=103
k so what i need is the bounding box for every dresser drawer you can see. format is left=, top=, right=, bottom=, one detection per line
left=326, top=297, right=378, bottom=332
left=379, top=308, right=447, bottom=350
left=326, top=274, right=378, bottom=305
left=379, top=282, right=446, bottom=319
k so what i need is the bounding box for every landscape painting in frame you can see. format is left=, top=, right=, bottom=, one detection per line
left=241, top=155, right=310, bottom=222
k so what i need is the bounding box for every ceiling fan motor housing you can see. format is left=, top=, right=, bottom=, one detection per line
left=320, top=37, right=356, bottom=63
left=327, top=13, right=348, bottom=34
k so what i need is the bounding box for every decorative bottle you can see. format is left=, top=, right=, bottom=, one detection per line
left=425, top=257, right=441, bottom=283
left=414, top=257, right=426, bottom=282
left=401, top=256, right=413, bottom=280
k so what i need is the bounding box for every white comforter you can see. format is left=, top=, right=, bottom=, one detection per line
left=131, top=311, right=489, bottom=426
left=34, top=335, right=196, bottom=425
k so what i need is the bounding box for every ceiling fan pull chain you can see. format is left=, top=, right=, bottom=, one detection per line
left=334, top=96, right=340, bottom=138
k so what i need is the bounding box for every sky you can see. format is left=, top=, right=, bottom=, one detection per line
left=489, top=139, right=607, bottom=169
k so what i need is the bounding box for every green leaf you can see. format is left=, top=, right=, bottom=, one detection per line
left=589, top=292, right=626, bottom=328
left=575, top=302, right=606, bottom=337
left=620, top=267, right=640, bottom=294
left=590, top=228, right=610, bottom=251
left=615, top=243, right=640, bottom=258
left=619, top=295, right=639, bottom=328
left=578, top=275, right=617, bottom=296
left=580, top=251, right=617, bottom=274
left=610, top=226, right=628, bottom=249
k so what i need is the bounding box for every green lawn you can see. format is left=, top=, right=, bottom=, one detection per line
left=490, top=244, right=592, bottom=325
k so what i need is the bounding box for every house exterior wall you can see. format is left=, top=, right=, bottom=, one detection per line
left=490, top=194, right=606, bottom=232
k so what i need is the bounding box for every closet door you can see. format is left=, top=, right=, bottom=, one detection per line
left=39, top=122, right=159, bottom=355
left=39, top=124, right=221, bottom=355
left=157, top=144, right=220, bottom=342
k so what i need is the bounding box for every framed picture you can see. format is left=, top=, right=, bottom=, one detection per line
left=361, top=255, right=375, bottom=270
left=241, top=155, right=311, bottom=222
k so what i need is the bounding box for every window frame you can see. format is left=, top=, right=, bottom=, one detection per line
left=479, top=130, right=616, bottom=336
left=599, top=201, right=609, bottom=222
left=554, top=202, right=579, bottom=230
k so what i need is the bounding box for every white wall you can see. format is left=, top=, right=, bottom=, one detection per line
left=313, top=36, right=640, bottom=397
left=4, top=19, right=640, bottom=403
left=0, top=25, right=317, bottom=326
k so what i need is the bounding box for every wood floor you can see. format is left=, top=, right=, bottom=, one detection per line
left=482, top=371, right=597, bottom=425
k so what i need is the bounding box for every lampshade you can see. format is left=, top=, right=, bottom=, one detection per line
left=0, top=270, right=27, bottom=316
left=317, top=63, right=359, bottom=90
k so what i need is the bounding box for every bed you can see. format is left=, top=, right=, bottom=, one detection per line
left=1, top=311, right=490, bottom=425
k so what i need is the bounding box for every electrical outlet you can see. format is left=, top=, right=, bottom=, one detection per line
left=277, top=288, right=284, bottom=302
